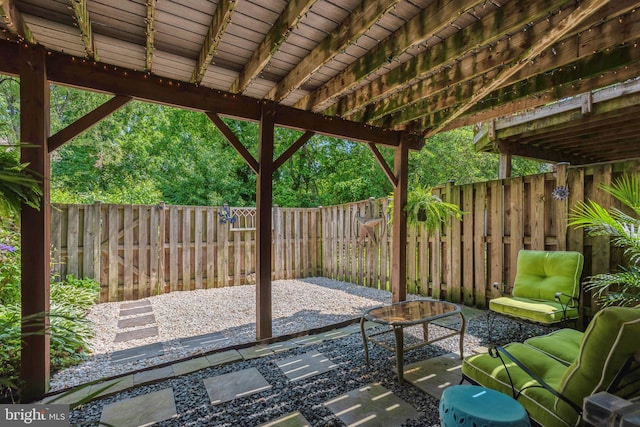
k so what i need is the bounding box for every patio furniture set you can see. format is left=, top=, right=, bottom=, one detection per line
left=360, top=250, right=640, bottom=427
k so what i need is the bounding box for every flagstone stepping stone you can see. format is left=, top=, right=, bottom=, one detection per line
left=120, top=300, right=150, bottom=310
left=324, top=383, right=420, bottom=427
left=238, top=341, right=298, bottom=360
left=258, top=411, right=311, bottom=427
left=117, top=313, right=156, bottom=329
left=119, top=305, right=153, bottom=316
left=275, top=350, right=337, bottom=382
left=204, top=367, right=272, bottom=405
left=114, top=326, right=158, bottom=342
left=134, top=365, right=175, bottom=385
left=100, top=387, right=177, bottom=427
left=111, top=342, right=164, bottom=364
left=403, top=353, right=463, bottom=400
left=179, top=331, right=228, bottom=350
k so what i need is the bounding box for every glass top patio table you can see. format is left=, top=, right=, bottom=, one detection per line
left=363, top=300, right=461, bottom=325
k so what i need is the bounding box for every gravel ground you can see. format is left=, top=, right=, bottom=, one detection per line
left=56, top=277, right=553, bottom=426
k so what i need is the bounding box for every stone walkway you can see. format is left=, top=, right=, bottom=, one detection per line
left=46, top=314, right=474, bottom=427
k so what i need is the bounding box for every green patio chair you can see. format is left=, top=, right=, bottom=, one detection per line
left=462, top=306, right=640, bottom=427
left=488, top=250, right=584, bottom=340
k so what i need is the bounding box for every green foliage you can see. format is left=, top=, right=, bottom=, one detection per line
left=569, top=174, right=640, bottom=307
left=0, top=222, right=99, bottom=395
left=388, top=184, right=464, bottom=232
left=0, top=145, right=42, bottom=215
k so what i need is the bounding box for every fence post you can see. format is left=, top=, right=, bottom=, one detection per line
left=554, top=162, right=570, bottom=251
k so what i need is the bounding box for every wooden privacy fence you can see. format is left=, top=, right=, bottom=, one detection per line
left=320, top=159, right=640, bottom=318
left=51, top=204, right=322, bottom=302
left=52, top=158, right=639, bottom=314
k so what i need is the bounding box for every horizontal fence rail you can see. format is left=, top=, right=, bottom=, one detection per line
left=52, top=159, right=640, bottom=317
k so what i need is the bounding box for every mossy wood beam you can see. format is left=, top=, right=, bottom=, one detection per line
left=191, top=0, right=236, bottom=84
left=0, top=0, right=35, bottom=43
left=206, top=112, right=259, bottom=174
left=421, top=0, right=615, bottom=139
left=407, top=43, right=640, bottom=134
left=0, top=43, right=405, bottom=147
left=293, top=0, right=487, bottom=112
left=229, top=0, right=316, bottom=94
left=358, top=1, right=640, bottom=126
left=266, top=0, right=401, bottom=102
left=327, top=0, right=574, bottom=119
left=273, top=131, right=315, bottom=170
left=48, top=95, right=132, bottom=152
left=368, top=142, right=397, bottom=187
left=145, top=0, right=157, bottom=72
left=70, top=0, right=98, bottom=60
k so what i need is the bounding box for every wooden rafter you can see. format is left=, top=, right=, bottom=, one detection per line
left=145, top=0, right=156, bottom=72
left=229, top=0, right=316, bottom=94
left=496, top=141, right=590, bottom=165
left=293, top=0, right=487, bottom=112
left=266, top=0, right=401, bottom=102
left=331, top=0, right=572, bottom=119
left=191, top=0, right=236, bottom=84
left=70, top=0, right=98, bottom=60
left=371, top=3, right=639, bottom=128
left=49, top=95, right=132, bottom=152
left=422, top=0, right=614, bottom=139
left=0, top=0, right=35, bottom=43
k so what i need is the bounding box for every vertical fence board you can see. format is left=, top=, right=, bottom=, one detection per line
left=473, top=183, right=487, bottom=307
left=194, top=207, right=203, bottom=289
left=509, top=177, right=524, bottom=290
left=123, top=205, right=134, bottom=300
left=448, top=182, right=462, bottom=303
left=67, top=205, right=79, bottom=278
left=206, top=208, right=216, bottom=288
left=138, top=206, right=149, bottom=298
left=169, top=206, right=179, bottom=291
left=182, top=207, right=192, bottom=291
left=108, top=205, right=119, bottom=302
left=530, top=175, right=545, bottom=250
left=489, top=180, right=503, bottom=299
left=462, top=184, right=474, bottom=305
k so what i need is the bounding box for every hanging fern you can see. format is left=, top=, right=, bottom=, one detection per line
left=0, top=144, right=42, bottom=216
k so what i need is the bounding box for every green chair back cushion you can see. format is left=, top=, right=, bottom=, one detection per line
left=524, top=328, right=583, bottom=365
left=556, top=306, right=640, bottom=420
left=512, top=250, right=584, bottom=301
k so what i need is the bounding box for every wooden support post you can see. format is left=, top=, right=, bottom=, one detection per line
left=256, top=105, right=275, bottom=340
left=19, top=45, right=51, bottom=400
left=498, top=152, right=512, bottom=179
left=391, top=135, right=409, bottom=302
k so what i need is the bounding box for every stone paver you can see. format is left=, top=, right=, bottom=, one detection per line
left=275, top=350, right=337, bottom=382
left=119, top=305, right=153, bottom=316
left=100, top=387, right=177, bottom=427
left=120, top=300, right=151, bottom=310
left=206, top=349, right=243, bottom=366
left=258, top=411, right=311, bottom=427
left=404, top=352, right=463, bottom=399
left=238, top=341, right=298, bottom=360
left=324, top=382, right=420, bottom=426
left=204, top=367, right=272, bottom=405
left=172, top=356, right=211, bottom=376
left=117, top=313, right=157, bottom=329
left=111, top=342, right=164, bottom=364
left=179, top=331, right=228, bottom=350
left=114, top=326, right=158, bottom=342
left=133, top=365, right=175, bottom=385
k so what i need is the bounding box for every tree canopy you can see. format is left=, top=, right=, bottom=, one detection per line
left=0, top=75, right=548, bottom=207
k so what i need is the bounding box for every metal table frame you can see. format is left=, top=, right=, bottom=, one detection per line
left=360, top=299, right=466, bottom=382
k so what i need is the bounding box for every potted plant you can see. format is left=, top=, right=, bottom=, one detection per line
left=568, top=173, right=640, bottom=307
left=388, top=184, right=463, bottom=232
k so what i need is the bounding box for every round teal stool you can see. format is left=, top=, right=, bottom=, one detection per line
left=439, top=385, right=530, bottom=426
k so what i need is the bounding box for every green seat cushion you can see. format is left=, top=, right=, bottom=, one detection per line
left=489, top=296, right=578, bottom=324
left=556, top=306, right=640, bottom=421
left=462, top=343, right=572, bottom=427
left=513, top=250, right=583, bottom=301
left=524, top=329, right=583, bottom=365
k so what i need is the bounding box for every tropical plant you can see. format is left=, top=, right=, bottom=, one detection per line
left=568, top=173, right=640, bottom=307
left=0, top=144, right=42, bottom=216
left=388, top=184, right=463, bottom=232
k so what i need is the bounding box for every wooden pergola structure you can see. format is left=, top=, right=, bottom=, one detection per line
left=1, top=0, right=639, bottom=399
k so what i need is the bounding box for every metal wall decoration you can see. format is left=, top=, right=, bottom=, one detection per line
left=354, top=198, right=386, bottom=247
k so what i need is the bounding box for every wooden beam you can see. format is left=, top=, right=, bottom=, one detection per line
left=391, top=135, right=409, bottom=302
left=294, top=0, right=487, bottom=111
left=206, top=112, right=259, bottom=174
left=19, top=44, right=50, bottom=401
left=497, top=141, right=590, bottom=165
left=0, top=39, right=19, bottom=75
left=70, top=0, right=98, bottom=60
left=370, top=2, right=638, bottom=128
left=266, top=0, right=401, bottom=102
left=273, top=130, right=314, bottom=170
left=423, top=0, right=615, bottom=138
left=368, top=142, right=397, bottom=187
left=29, top=44, right=405, bottom=147
left=326, top=0, right=573, bottom=118
left=48, top=95, right=132, bottom=152
left=256, top=105, right=275, bottom=340
left=229, top=0, right=316, bottom=94
left=145, top=0, right=157, bottom=72
left=0, top=0, right=35, bottom=43
left=191, top=0, right=236, bottom=84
